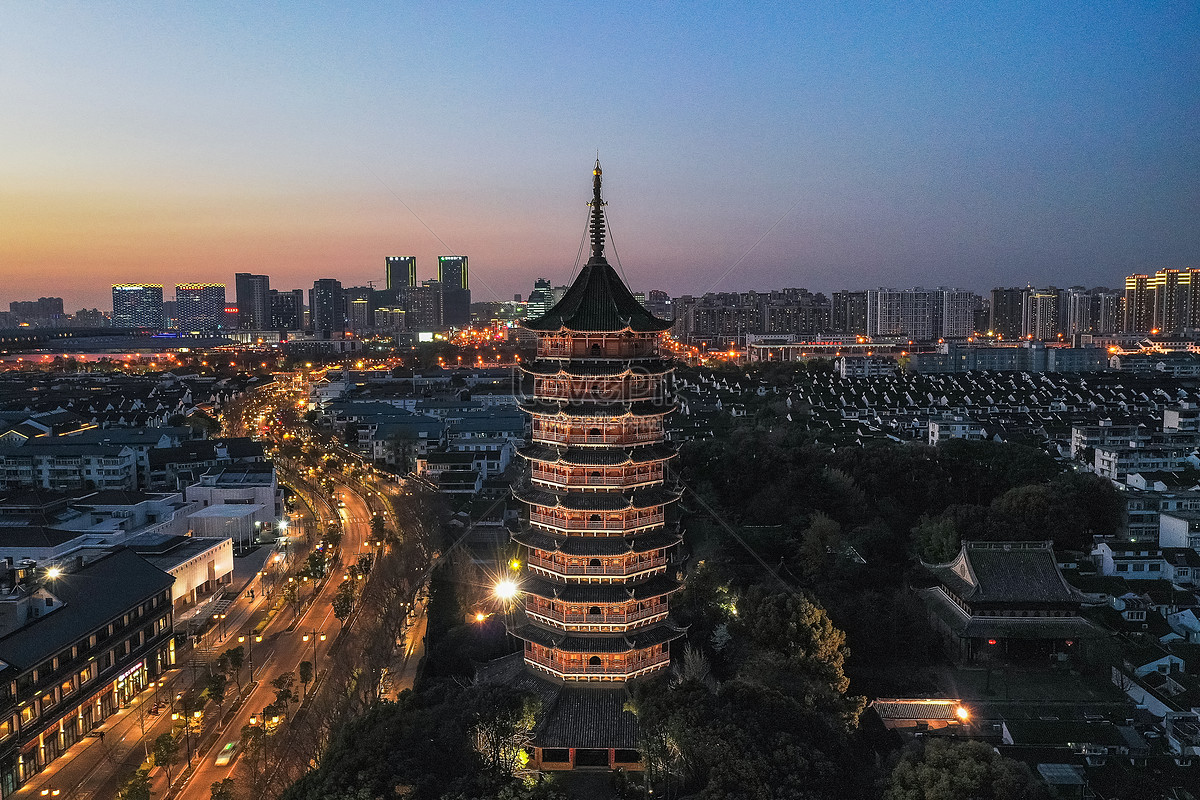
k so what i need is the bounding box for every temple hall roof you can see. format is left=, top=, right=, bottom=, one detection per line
left=922, top=541, right=1087, bottom=605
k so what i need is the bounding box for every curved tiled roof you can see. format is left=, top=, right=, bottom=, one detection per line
left=519, top=399, right=676, bottom=418
left=923, top=541, right=1086, bottom=604
left=522, top=573, right=681, bottom=603
left=518, top=442, right=677, bottom=466
left=512, top=482, right=679, bottom=512
left=522, top=259, right=673, bottom=333
left=520, top=360, right=673, bottom=377
left=511, top=526, right=682, bottom=555
left=522, top=163, right=672, bottom=334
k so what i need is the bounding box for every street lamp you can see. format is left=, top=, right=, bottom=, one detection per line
left=301, top=630, right=327, bottom=664
left=213, top=612, right=228, bottom=640
left=238, top=633, right=264, bottom=682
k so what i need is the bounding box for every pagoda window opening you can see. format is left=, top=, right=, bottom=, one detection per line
left=590, top=344, right=602, bottom=356
left=589, top=656, right=602, bottom=667
left=589, top=514, right=601, bottom=523
left=588, top=606, right=602, bottom=617
left=589, top=558, right=601, bottom=567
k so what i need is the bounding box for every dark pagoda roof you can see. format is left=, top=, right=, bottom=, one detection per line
left=511, top=525, right=682, bottom=555
left=513, top=482, right=679, bottom=511
left=522, top=573, right=681, bottom=603
left=519, top=399, right=676, bottom=418
left=523, top=162, right=673, bottom=334
left=520, top=359, right=673, bottom=377
left=534, top=686, right=640, bottom=749
left=511, top=618, right=685, bottom=651
left=519, top=442, right=677, bottom=466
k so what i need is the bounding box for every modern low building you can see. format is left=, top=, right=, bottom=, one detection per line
left=928, top=415, right=986, bottom=445
left=0, top=549, right=174, bottom=795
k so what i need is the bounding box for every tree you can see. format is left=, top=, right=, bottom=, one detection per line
left=797, top=512, right=842, bottom=577
left=887, top=739, right=1050, bottom=800
left=913, top=515, right=959, bottom=563
left=333, top=581, right=355, bottom=624
left=299, top=660, right=314, bottom=698
left=210, top=778, right=236, bottom=800
left=117, top=767, right=152, bottom=800
left=273, top=671, right=296, bottom=711
left=153, top=732, right=179, bottom=786
left=469, top=687, right=540, bottom=777
left=223, top=645, right=245, bottom=690
left=369, top=515, right=386, bottom=543
left=323, top=525, right=344, bottom=551
left=283, top=581, right=300, bottom=616
left=206, top=672, right=229, bottom=707
left=731, top=587, right=864, bottom=731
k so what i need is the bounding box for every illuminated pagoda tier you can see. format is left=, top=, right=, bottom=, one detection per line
left=510, top=161, right=685, bottom=691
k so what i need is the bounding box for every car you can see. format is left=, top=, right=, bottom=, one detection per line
left=214, top=741, right=239, bottom=766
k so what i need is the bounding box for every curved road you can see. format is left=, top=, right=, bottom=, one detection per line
left=170, top=486, right=378, bottom=800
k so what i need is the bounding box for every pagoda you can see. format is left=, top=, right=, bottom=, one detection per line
left=507, top=162, right=685, bottom=769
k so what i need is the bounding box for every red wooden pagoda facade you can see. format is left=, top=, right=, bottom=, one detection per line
left=510, top=161, right=684, bottom=688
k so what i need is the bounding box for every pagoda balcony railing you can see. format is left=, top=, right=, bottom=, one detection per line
left=531, top=430, right=662, bottom=446
left=524, top=651, right=671, bottom=676
left=527, top=552, right=668, bottom=576
left=536, top=341, right=661, bottom=360
left=528, top=511, right=664, bottom=531
left=526, top=604, right=667, bottom=625
left=534, top=386, right=665, bottom=403
left=529, top=470, right=663, bottom=488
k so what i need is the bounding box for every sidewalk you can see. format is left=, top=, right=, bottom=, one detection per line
left=13, top=536, right=296, bottom=799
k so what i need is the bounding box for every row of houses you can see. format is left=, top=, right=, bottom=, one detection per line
left=310, top=371, right=527, bottom=497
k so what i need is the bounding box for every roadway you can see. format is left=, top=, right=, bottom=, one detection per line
left=171, top=486, right=378, bottom=800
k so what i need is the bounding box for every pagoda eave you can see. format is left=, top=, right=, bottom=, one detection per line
left=510, top=526, right=683, bottom=555
left=518, top=443, right=678, bottom=466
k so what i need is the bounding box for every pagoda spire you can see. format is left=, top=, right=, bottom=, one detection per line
left=589, top=159, right=607, bottom=262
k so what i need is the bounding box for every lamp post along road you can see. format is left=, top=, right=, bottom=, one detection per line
left=301, top=631, right=327, bottom=667
left=239, top=632, right=263, bottom=682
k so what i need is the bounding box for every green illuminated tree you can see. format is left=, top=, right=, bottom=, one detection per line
left=153, top=733, right=179, bottom=786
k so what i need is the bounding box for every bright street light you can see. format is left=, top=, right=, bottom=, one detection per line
left=494, top=579, right=518, bottom=601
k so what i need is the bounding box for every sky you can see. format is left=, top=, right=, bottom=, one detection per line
left=0, top=2, right=1197, bottom=311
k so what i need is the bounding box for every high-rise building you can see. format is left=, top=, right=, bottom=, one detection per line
left=112, top=285, right=165, bottom=328
left=526, top=278, right=553, bottom=319
left=1022, top=288, right=1060, bottom=341
left=9, top=297, right=65, bottom=327
left=234, top=273, right=271, bottom=329
left=345, top=286, right=377, bottom=332
left=1124, top=274, right=1153, bottom=333
left=309, top=279, right=344, bottom=332
left=269, top=289, right=304, bottom=330
left=644, top=289, right=673, bottom=320
left=405, top=281, right=444, bottom=331
left=989, top=288, right=1026, bottom=339
left=832, top=291, right=868, bottom=335
left=174, top=284, right=226, bottom=330
left=438, top=256, right=471, bottom=327
left=385, top=256, right=417, bottom=290
left=673, top=289, right=830, bottom=344
left=866, top=288, right=978, bottom=341
left=941, top=290, right=978, bottom=339
left=510, top=163, right=682, bottom=770
left=374, top=306, right=407, bottom=332
left=1095, top=291, right=1122, bottom=334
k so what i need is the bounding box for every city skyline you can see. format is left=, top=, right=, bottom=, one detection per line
left=2, top=3, right=1197, bottom=310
